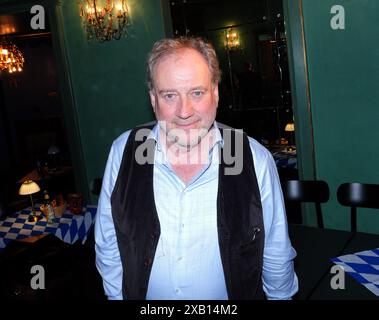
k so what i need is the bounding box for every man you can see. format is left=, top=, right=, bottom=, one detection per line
left=95, top=37, right=298, bottom=300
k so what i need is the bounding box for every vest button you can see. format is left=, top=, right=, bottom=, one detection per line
left=150, top=233, right=155, bottom=239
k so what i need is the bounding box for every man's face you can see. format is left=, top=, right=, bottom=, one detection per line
left=149, top=48, right=219, bottom=149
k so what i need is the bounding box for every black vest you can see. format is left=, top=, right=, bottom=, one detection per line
left=110, top=124, right=265, bottom=299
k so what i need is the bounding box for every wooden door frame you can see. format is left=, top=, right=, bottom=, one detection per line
left=283, top=0, right=318, bottom=225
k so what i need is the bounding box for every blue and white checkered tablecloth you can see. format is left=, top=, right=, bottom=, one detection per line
left=0, top=205, right=97, bottom=251
left=332, top=248, right=379, bottom=296
left=272, top=152, right=297, bottom=169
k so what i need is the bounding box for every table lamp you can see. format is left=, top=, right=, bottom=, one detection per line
left=19, top=180, right=41, bottom=222
left=285, top=122, right=295, bottom=151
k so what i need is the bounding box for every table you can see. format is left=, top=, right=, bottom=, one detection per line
left=289, top=224, right=379, bottom=299
left=0, top=205, right=97, bottom=251
left=288, top=225, right=353, bottom=299
left=308, top=232, right=379, bottom=300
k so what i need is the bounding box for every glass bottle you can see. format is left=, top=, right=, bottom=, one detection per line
left=43, top=191, right=55, bottom=223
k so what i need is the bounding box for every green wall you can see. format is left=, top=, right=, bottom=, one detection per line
left=287, top=0, right=379, bottom=234
left=58, top=0, right=167, bottom=201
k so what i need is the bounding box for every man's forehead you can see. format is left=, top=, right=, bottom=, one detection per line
left=156, top=48, right=207, bottom=68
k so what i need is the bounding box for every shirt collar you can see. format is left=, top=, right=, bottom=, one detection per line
left=212, top=121, right=224, bottom=149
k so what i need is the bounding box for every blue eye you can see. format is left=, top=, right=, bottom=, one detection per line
left=192, top=90, right=203, bottom=97
left=163, top=93, right=176, bottom=101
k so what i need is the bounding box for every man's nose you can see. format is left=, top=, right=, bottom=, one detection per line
left=177, top=96, right=194, bottom=118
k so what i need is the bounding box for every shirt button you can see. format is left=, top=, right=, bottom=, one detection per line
left=177, top=257, right=183, bottom=261
left=175, top=288, right=181, bottom=294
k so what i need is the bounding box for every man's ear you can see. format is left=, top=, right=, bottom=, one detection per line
left=149, top=89, right=156, bottom=112
left=213, top=84, right=219, bottom=108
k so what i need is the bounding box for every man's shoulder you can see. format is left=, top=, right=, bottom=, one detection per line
left=112, top=130, right=132, bottom=150
left=246, top=136, right=271, bottom=158
left=243, top=136, right=276, bottom=182
left=244, top=135, right=273, bottom=171
left=216, top=122, right=272, bottom=160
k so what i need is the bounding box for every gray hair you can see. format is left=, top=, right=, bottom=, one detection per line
left=146, top=37, right=221, bottom=91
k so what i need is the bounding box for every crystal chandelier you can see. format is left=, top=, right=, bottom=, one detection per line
left=79, top=0, right=131, bottom=42
left=0, top=37, right=24, bottom=73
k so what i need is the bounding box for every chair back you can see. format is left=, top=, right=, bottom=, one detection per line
left=337, top=183, right=379, bottom=232
left=282, top=180, right=330, bottom=228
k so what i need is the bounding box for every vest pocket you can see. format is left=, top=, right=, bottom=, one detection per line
left=238, top=226, right=263, bottom=292
left=239, top=226, right=261, bottom=255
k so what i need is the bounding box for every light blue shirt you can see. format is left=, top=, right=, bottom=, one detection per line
left=95, top=122, right=298, bottom=300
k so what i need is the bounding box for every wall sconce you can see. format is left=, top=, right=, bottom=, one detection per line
left=0, top=37, right=24, bottom=74
left=79, top=0, right=131, bottom=42
left=225, top=28, right=240, bottom=50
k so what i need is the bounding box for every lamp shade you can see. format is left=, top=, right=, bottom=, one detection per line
left=19, top=180, right=40, bottom=195
left=285, top=123, right=295, bottom=132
